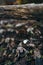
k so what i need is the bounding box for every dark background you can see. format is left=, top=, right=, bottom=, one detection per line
left=0, top=0, right=43, bottom=5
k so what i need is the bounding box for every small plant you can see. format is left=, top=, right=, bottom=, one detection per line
left=5, top=60, right=12, bottom=65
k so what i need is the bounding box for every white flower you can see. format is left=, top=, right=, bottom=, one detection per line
left=29, top=43, right=35, bottom=47
left=0, top=29, right=4, bottom=33
left=23, top=39, right=29, bottom=44
left=5, top=37, right=10, bottom=42
left=15, top=23, right=25, bottom=27
left=27, top=27, right=34, bottom=32
left=0, top=20, right=3, bottom=24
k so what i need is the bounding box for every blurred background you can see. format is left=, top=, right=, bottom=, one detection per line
left=0, top=0, right=43, bottom=5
